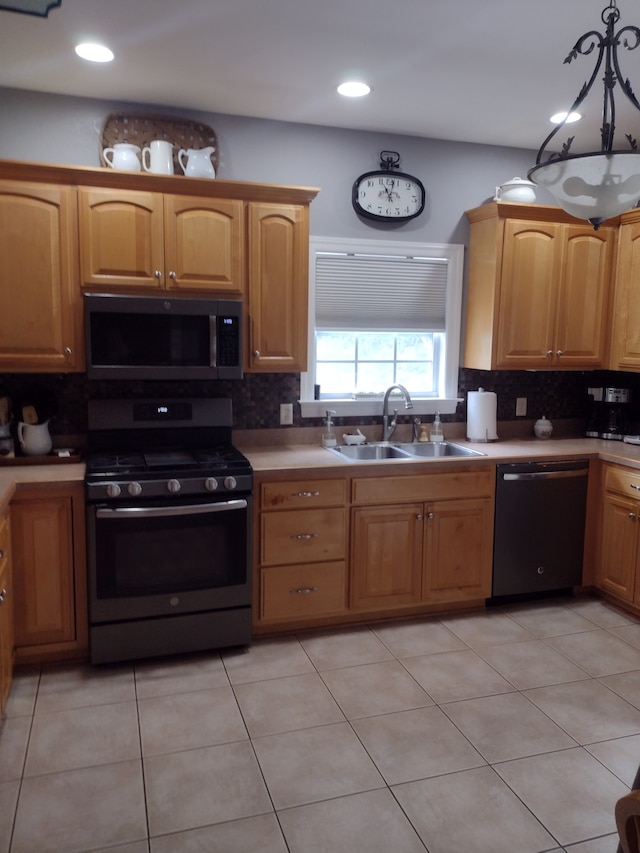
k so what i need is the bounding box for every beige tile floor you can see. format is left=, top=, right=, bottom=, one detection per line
left=1, top=596, right=640, bottom=852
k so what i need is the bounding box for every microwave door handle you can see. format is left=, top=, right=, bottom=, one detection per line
left=96, top=499, right=248, bottom=520
left=210, top=314, right=217, bottom=368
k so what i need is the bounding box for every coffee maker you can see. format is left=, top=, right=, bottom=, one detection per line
left=586, top=387, right=630, bottom=440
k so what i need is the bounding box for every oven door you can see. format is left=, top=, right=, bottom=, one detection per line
left=87, top=495, right=252, bottom=623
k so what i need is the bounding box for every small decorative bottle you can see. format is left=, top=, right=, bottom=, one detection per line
left=322, top=410, right=337, bottom=447
left=430, top=411, right=444, bottom=442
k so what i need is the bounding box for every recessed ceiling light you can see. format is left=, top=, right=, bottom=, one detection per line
left=75, top=42, right=114, bottom=63
left=550, top=111, right=581, bottom=124
left=337, top=81, right=370, bottom=98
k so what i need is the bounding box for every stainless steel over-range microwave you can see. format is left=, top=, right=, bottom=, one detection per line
left=84, top=293, right=243, bottom=380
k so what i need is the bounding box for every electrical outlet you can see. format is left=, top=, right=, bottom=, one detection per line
left=516, top=397, right=527, bottom=417
left=280, top=403, right=294, bottom=425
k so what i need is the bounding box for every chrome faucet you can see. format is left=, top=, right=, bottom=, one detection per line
left=381, top=384, right=413, bottom=441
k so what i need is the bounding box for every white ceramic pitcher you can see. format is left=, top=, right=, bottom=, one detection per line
left=141, top=140, right=174, bottom=175
left=102, top=143, right=141, bottom=171
left=17, top=420, right=52, bottom=456
left=178, top=147, right=216, bottom=179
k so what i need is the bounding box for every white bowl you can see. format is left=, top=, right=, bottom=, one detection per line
left=343, top=432, right=366, bottom=445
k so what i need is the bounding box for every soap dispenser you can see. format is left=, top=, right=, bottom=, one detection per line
left=430, top=411, right=444, bottom=442
left=322, top=410, right=337, bottom=447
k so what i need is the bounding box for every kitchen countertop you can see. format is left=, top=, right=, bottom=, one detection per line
left=0, top=463, right=85, bottom=513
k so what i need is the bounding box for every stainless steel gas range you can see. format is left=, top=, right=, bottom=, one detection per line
left=84, top=397, right=252, bottom=665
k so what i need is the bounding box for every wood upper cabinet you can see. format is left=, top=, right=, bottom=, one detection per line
left=0, top=508, right=13, bottom=715
left=11, top=482, right=88, bottom=664
left=463, top=203, right=615, bottom=370
left=0, top=181, right=82, bottom=372
left=610, top=211, right=640, bottom=371
left=246, top=202, right=309, bottom=372
left=78, top=187, right=244, bottom=294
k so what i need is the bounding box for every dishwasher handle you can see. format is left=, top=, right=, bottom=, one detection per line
left=502, top=469, right=588, bottom=481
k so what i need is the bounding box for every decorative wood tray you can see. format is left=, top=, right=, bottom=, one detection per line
left=100, top=112, right=219, bottom=175
left=0, top=453, right=81, bottom=466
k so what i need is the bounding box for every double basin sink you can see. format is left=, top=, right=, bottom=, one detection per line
left=326, top=441, right=486, bottom=462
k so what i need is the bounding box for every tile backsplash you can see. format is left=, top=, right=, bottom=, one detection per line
left=2, top=367, right=640, bottom=439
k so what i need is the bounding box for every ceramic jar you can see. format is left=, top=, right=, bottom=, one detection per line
left=534, top=416, right=553, bottom=439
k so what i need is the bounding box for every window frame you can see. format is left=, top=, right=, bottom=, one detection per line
left=300, top=236, right=464, bottom=419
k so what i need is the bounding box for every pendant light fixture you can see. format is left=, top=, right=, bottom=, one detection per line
left=0, top=0, right=60, bottom=15
left=528, top=1, right=640, bottom=229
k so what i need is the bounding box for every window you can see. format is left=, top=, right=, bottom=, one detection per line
left=300, top=236, right=464, bottom=418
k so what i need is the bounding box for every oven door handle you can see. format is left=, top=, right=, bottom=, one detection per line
left=96, top=499, right=248, bottom=519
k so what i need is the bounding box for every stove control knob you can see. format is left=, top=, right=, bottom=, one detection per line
left=167, top=478, right=181, bottom=494
left=106, top=482, right=122, bottom=498
left=224, top=476, right=237, bottom=491
left=128, top=482, right=142, bottom=497
left=204, top=477, right=219, bottom=492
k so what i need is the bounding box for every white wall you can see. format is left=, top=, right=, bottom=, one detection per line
left=0, top=86, right=553, bottom=245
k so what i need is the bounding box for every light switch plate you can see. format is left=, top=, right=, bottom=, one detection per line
left=516, top=397, right=527, bottom=417
left=280, top=403, right=294, bottom=425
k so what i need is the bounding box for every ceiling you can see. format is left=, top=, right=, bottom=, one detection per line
left=1, top=0, right=639, bottom=153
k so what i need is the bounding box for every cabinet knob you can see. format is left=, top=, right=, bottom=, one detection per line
left=556, top=350, right=563, bottom=357
left=0, top=587, right=6, bottom=604
left=0, top=549, right=4, bottom=559
left=169, top=271, right=176, bottom=280
left=546, top=350, right=553, bottom=357
left=64, top=347, right=72, bottom=357
left=253, top=350, right=261, bottom=358
left=416, top=514, right=423, bottom=520
left=630, top=512, right=637, bottom=520
left=427, top=512, right=434, bottom=520
left=154, top=270, right=162, bottom=280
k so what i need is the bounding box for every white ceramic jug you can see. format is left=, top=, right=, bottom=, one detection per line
left=17, top=420, right=52, bottom=456
left=103, top=143, right=141, bottom=172
left=178, top=147, right=216, bottom=179
left=141, top=140, right=174, bottom=175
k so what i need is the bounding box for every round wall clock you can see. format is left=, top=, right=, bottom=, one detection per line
left=352, top=151, right=426, bottom=222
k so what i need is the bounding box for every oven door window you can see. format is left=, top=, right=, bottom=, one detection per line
left=94, top=499, right=248, bottom=598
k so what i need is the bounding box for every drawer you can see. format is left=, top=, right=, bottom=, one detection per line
left=605, top=465, right=640, bottom=500
left=260, top=561, right=347, bottom=621
left=261, top=478, right=346, bottom=510
left=261, top=507, right=346, bottom=565
left=352, top=468, right=495, bottom=504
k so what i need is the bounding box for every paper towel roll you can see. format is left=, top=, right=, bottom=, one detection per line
left=467, top=388, right=498, bottom=442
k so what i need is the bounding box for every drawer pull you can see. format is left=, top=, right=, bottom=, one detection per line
left=0, top=549, right=4, bottom=560
left=0, top=588, right=6, bottom=604
left=631, top=484, right=640, bottom=491
left=293, top=491, right=320, bottom=498
left=290, top=586, right=318, bottom=595
left=291, top=533, right=319, bottom=540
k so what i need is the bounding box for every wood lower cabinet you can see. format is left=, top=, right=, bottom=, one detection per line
left=350, top=472, right=494, bottom=612
left=78, top=187, right=244, bottom=294
left=0, top=180, right=82, bottom=372
left=11, top=482, right=88, bottom=664
left=255, top=476, right=348, bottom=629
left=597, top=464, right=640, bottom=602
left=246, top=202, right=309, bottom=372
left=463, top=203, right=615, bottom=370
left=0, top=507, right=13, bottom=715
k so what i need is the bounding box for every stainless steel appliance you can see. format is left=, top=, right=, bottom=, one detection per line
left=84, top=293, right=243, bottom=381
left=492, top=460, right=588, bottom=599
left=586, top=386, right=630, bottom=440
left=85, top=397, right=252, bottom=664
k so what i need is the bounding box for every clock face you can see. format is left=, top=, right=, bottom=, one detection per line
left=352, top=170, right=425, bottom=221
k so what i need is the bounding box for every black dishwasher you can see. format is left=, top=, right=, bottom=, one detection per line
left=492, top=459, right=589, bottom=598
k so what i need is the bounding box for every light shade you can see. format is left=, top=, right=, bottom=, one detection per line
left=0, top=0, right=60, bottom=15
left=529, top=152, right=640, bottom=228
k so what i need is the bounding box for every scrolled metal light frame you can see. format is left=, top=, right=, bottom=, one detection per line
left=528, top=1, right=640, bottom=228
left=0, top=0, right=61, bottom=16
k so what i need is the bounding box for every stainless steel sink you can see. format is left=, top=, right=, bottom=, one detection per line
left=325, top=440, right=486, bottom=461
left=326, top=443, right=410, bottom=461
left=392, top=441, right=487, bottom=458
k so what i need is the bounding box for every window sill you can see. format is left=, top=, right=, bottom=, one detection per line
left=299, top=398, right=461, bottom=419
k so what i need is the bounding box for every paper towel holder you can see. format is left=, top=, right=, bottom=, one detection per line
left=466, top=387, right=499, bottom=443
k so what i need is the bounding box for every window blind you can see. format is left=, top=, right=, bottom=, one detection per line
left=315, top=252, right=448, bottom=332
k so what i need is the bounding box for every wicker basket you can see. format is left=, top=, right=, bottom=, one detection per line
left=100, top=112, right=219, bottom=175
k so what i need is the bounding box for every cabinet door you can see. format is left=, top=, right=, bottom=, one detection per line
left=78, top=187, right=165, bottom=290
left=246, top=202, right=309, bottom=372
left=555, top=225, right=614, bottom=367
left=11, top=483, right=88, bottom=663
left=611, top=219, right=640, bottom=370
left=0, top=510, right=13, bottom=714
left=598, top=491, right=638, bottom=601
left=496, top=219, right=561, bottom=368
left=423, top=498, right=493, bottom=603
left=163, top=196, right=244, bottom=293
left=0, top=181, right=81, bottom=372
left=350, top=504, right=423, bottom=610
